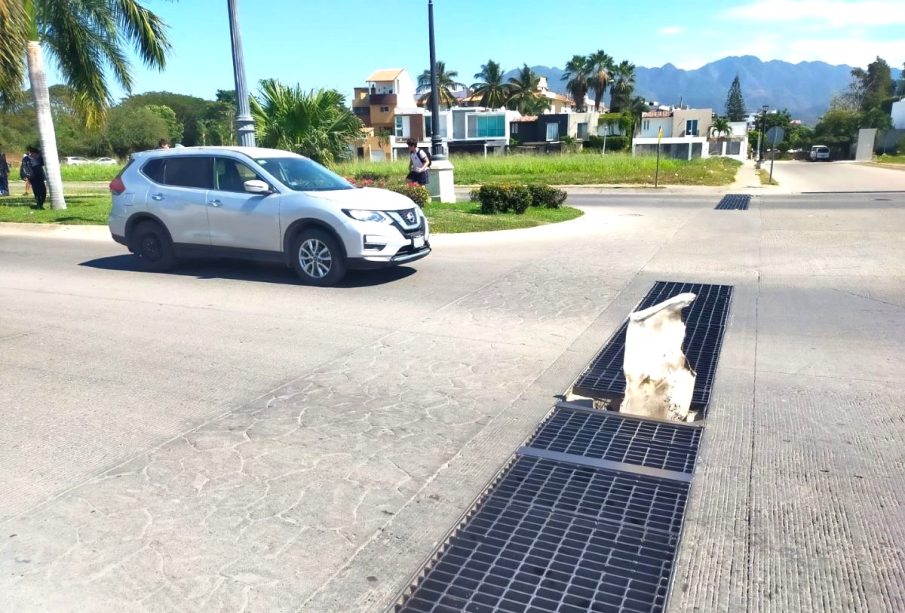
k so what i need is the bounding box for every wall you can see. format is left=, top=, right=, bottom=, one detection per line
left=638, top=116, right=672, bottom=138
left=672, top=109, right=712, bottom=137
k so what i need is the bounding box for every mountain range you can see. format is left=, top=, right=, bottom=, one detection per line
left=504, top=55, right=894, bottom=125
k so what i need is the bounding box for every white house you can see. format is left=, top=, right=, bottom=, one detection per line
left=632, top=107, right=747, bottom=161
left=892, top=99, right=905, bottom=129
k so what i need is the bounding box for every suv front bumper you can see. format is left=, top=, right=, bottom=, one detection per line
left=347, top=243, right=431, bottom=270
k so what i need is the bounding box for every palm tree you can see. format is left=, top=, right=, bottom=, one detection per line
left=0, top=1, right=170, bottom=210
left=710, top=116, right=732, bottom=153
left=506, top=64, right=547, bottom=115
left=609, top=61, right=637, bottom=113
left=628, top=96, right=649, bottom=136
left=251, top=79, right=363, bottom=167
left=587, top=50, right=614, bottom=112
left=561, top=55, right=591, bottom=112
left=417, top=61, right=465, bottom=110
left=470, top=59, right=509, bottom=108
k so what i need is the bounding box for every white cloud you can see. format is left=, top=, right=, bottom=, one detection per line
left=658, top=26, right=684, bottom=35
left=722, top=0, right=905, bottom=27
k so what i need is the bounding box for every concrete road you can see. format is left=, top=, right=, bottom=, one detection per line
left=767, top=159, right=905, bottom=193
left=2, top=191, right=905, bottom=612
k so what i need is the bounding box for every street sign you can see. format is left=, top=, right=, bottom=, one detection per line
left=766, top=126, right=785, bottom=145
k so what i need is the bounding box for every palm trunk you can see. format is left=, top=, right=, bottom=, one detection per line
left=26, top=41, right=66, bottom=210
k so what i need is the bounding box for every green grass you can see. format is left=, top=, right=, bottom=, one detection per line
left=425, top=202, right=583, bottom=233
left=875, top=154, right=905, bottom=165
left=756, top=168, right=779, bottom=185
left=0, top=192, right=111, bottom=224
left=336, top=153, right=741, bottom=186
left=60, top=163, right=123, bottom=181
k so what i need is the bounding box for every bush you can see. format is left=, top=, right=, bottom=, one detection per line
left=527, top=184, right=567, bottom=209
left=476, top=183, right=537, bottom=214
left=585, top=134, right=629, bottom=152
left=388, top=182, right=430, bottom=207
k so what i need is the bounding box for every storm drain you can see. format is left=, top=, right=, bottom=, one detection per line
left=714, top=194, right=751, bottom=210
left=572, top=281, right=733, bottom=412
left=395, top=455, right=689, bottom=613
left=524, top=403, right=702, bottom=475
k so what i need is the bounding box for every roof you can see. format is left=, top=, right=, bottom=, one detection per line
left=366, top=68, right=405, bottom=82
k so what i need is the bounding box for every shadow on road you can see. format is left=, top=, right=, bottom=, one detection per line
left=79, top=255, right=417, bottom=288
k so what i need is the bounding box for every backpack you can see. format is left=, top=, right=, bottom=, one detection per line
left=418, top=148, right=432, bottom=167
left=20, top=156, right=32, bottom=180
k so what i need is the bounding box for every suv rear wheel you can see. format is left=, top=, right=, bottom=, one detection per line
left=291, top=228, right=347, bottom=286
left=132, top=220, right=177, bottom=272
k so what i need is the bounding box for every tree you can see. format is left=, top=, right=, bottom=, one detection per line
left=725, top=75, right=746, bottom=121
left=710, top=116, right=732, bottom=140
left=105, top=105, right=169, bottom=157
left=123, top=92, right=210, bottom=146
left=628, top=96, right=649, bottom=135
left=199, top=90, right=236, bottom=146
left=0, top=0, right=170, bottom=210
left=417, top=61, right=465, bottom=110
left=470, top=59, right=509, bottom=108
left=814, top=108, right=861, bottom=156
left=587, top=50, right=614, bottom=112
left=251, top=79, right=363, bottom=167
left=146, top=105, right=183, bottom=144
left=609, top=60, right=636, bottom=113
left=506, top=64, right=547, bottom=115
left=562, top=55, right=591, bottom=111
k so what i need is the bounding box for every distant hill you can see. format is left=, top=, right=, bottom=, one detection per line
left=504, top=56, right=886, bottom=124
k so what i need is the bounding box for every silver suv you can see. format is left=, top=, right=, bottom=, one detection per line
left=107, top=146, right=430, bottom=285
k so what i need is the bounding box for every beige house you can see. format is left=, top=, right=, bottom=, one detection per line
left=351, top=69, right=425, bottom=161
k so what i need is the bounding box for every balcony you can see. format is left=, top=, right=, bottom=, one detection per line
left=368, top=93, right=397, bottom=106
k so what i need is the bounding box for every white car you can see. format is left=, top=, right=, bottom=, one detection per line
left=809, top=145, right=831, bottom=161
left=63, top=156, right=91, bottom=165
left=107, top=146, right=430, bottom=286
left=94, top=157, right=119, bottom=165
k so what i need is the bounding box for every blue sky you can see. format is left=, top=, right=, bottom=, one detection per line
left=46, top=0, right=905, bottom=102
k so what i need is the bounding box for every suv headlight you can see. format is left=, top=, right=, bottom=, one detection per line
left=344, top=209, right=389, bottom=223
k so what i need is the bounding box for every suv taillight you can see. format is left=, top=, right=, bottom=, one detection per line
left=109, top=177, right=125, bottom=195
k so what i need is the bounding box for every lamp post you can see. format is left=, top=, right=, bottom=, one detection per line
left=758, top=104, right=768, bottom=162
left=228, top=0, right=255, bottom=147
left=427, top=0, right=445, bottom=160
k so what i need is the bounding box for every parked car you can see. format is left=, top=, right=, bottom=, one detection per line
left=63, top=156, right=90, bottom=165
left=809, top=145, right=831, bottom=161
left=107, top=146, right=430, bottom=286
left=94, top=157, right=118, bottom=165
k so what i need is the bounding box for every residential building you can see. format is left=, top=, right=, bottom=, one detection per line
left=417, top=107, right=522, bottom=155
left=351, top=69, right=425, bottom=161
left=509, top=111, right=601, bottom=148
left=633, top=107, right=721, bottom=160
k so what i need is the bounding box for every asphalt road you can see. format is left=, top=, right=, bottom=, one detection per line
left=2, top=189, right=905, bottom=612
left=766, top=159, right=905, bottom=193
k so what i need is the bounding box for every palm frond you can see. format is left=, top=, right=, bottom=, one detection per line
left=0, top=0, right=28, bottom=105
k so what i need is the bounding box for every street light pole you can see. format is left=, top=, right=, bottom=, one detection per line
left=228, top=0, right=255, bottom=147
left=758, top=104, right=768, bottom=162
left=427, top=0, right=445, bottom=160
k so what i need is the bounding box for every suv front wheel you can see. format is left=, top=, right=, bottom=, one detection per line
left=290, top=228, right=347, bottom=286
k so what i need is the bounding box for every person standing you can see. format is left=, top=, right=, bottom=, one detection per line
left=0, top=145, right=9, bottom=196
left=20, top=152, right=32, bottom=196
left=405, top=138, right=431, bottom=186
left=157, top=139, right=170, bottom=149
left=26, top=146, right=47, bottom=209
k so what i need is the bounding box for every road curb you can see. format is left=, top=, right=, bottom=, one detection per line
left=0, top=222, right=110, bottom=242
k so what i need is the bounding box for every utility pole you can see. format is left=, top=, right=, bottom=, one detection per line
left=758, top=104, right=768, bottom=162
left=228, top=0, right=255, bottom=147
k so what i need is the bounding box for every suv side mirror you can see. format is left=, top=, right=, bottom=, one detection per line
left=244, top=179, right=272, bottom=194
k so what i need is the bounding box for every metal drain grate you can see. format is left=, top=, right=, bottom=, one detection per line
left=715, top=194, right=751, bottom=210
left=395, top=456, right=688, bottom=613
left=572, top=281, right=733, bottom=411
left=524, top=404, right=702, bottom=474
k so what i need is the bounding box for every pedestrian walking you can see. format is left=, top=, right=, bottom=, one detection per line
left=405, top=138, right=431, bottom=186
left=26, top=146, right=47, bottom=209
left=0, top=145, right=9, bottom=196
left=20, top=152, right=32, bottom=196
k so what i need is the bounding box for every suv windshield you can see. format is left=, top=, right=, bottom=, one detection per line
left=255, top=156, right=352, bottom=191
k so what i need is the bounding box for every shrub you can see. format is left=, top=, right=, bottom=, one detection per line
left=476, top=183, right=533, bottom=214
left=604, top=135, right=629, bottom=151
left=388, top=182, right=430, bottom=207
left=527, top=184, right=567, bottom=209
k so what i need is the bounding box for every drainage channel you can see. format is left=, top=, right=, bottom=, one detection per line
left=714, top=194, right=751, bottom=210
left=572, top=282, right=733, bottom=413
left=392, top=281, right=731, bottom=613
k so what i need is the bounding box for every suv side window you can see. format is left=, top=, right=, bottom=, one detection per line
left=163, top=157, right=214, bottom=189
left=142, top=158, right=165, bottom=184
left=214, top=157, right=262, bottom=193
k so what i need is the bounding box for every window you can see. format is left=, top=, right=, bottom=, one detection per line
left=394, top=115, right=405, bottom=137
left=545, top=122, right=559, bottom=141
left=686, top=119, right=699, bottom=136
left=142, top=159, right=165, bottom=183
left=380, top=106, right=390, bottom=112
left=643, top=120, right=650, bottom=132
left=255, top=156, right=352, bottom=192
left=577, top=122, right=588, bottom=140
left=163, top=157, right=213, bottom=189
left=467, top=114, right=505, bottom=138
left=511, top=123, right=519, bottom=134
left=214, top=158, right=261, bottom=193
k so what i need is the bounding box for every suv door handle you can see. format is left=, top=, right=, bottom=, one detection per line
left=208, top=199, right=222, bottom=207
left=150, top=193, right=164, bottom=201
